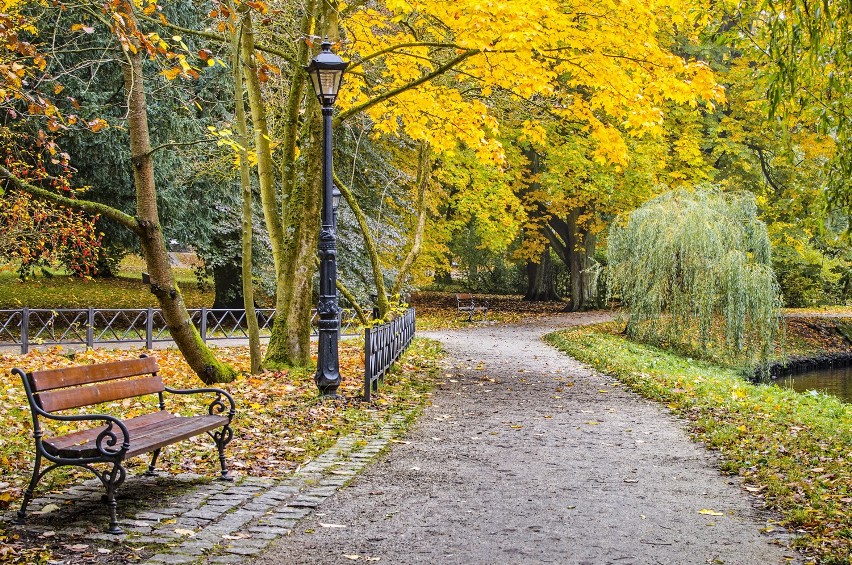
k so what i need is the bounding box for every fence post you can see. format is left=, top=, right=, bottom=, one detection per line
left=146, top=308, right=154, bottom=350
left=21, top=307, right=29, bottom=354
left=200, top=307, right=207, bottom=343
left=364, top=326, right=372, bottom=402
left=86, top=307, right=94, bottom=349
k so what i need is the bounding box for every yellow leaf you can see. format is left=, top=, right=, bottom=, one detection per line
left=163, top=67, right=182, bottom=80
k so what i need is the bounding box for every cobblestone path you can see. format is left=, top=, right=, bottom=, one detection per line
left=4, top=414, right=408, bottom=564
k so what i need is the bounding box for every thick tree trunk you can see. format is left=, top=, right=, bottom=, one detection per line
left=265, top=110, right=322, bottom=368
left=566, top=209, right=582, bottom=311
left=259, top=3, right=320, bottom=369
left=122, top=41, right=234, bottom=384
left=547, top=209, right=597, bottom=312
left=580, top=231, right=598, bottom=308
left=525, top=246, right=558, bottom=301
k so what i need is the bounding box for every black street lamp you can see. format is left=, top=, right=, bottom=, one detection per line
left=305, top=39, right=348, bottom=397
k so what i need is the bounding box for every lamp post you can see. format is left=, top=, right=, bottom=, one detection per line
left=305, top=39, right=348, bottom=397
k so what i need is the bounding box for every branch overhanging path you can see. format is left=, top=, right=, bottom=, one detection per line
left=246, top=311, right=798, bottom=564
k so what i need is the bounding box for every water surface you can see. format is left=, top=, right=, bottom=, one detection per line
left=779, top=366, right=852, bottom=403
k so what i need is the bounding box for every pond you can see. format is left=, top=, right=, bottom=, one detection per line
left=779, top=366, right=852, bottom=403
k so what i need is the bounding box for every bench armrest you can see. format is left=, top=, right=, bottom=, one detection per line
left=164, top=386, right=236, bottom=423
left=40, top=411, right=130, bottom=457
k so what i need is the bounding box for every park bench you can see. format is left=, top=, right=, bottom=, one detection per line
left=455, top=293, right=489, bottom=321
left=13, top=355, right=236, bottom=534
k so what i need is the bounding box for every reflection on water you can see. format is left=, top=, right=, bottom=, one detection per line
left=779, top=366, right=852, bottom=403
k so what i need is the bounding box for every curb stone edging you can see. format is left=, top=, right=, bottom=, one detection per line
left=6, top=412, right=410, bottom=565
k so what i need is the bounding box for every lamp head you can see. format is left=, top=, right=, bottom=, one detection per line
left=305, top=39, right=349, bottom=107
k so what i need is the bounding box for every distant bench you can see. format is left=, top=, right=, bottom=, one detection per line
left=455, top=293, right=489, bottom=321
left=13, top=355, right=235, bottom=533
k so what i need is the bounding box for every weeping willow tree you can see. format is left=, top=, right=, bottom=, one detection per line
left=607, top=187, right=782, bottom=360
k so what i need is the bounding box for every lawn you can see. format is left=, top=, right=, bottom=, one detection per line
left=0, top=256, right=213, bottom=309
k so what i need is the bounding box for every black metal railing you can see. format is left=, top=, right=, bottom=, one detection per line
left=0, top=307, right=359, bottom=353
left=364, top=307, right=416, bottom=401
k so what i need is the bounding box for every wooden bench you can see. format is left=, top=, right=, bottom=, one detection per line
left=13, top=356, right=236, bottom=534
left=455, top=293, right=489, bottom=321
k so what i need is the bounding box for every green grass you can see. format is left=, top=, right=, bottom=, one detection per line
left=0, top=257, right=213, bottom=309
left=546, top=325, right=852, bottom=564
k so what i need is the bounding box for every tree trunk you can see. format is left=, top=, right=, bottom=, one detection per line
left=390, top=142, right=431, bottom=302
left=265, top=108, right=322, bottom=368
left=580, top=231, right=598, bottom=308
left=122, top=37, right=234, bottom=384
left=565, top=209, right=582, bottom=311
left=258, top=3, right=320, bottom=369
left=525, top=246, right=558, bottom=301
left=546, top=209, right=597, bottom=312
left=230, top=1, right=261, bottom=373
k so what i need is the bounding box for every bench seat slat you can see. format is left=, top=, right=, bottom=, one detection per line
left=29, top=357, right=159, bottom=392
left=37, top=375, right=165, bottom=412
left=45, top=411, right=172, bottom=450
left=42, top=411, right=229, bottom=459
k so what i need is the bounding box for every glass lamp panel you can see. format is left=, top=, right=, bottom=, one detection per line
left=310, top=71, right=323, bottom=100
left=319, top=69, right=342, bottom=101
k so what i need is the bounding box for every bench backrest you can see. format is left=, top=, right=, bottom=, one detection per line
left=26, top=356, right=162, bottom=412
left=456, top=293, right=473, bottom=302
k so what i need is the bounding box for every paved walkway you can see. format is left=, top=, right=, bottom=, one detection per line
left=6, top=313, right=800, bottom=564
left=246, top=313, right=798, bottom=565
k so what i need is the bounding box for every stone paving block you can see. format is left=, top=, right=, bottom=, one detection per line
left=226, top=537, right=268, bottom=549
left=126, top=535, right=167, bottom=545
left=86, top=532, right=129, bottom=542
left=207, top=555, right=244, bottom=564
left=306, top=486, right=338, bottom=497
left=174, top=517, right=211, bottom=528
left=224, top=544, right=264, bottom=556
left=241, top=502, right=273, bottom=513
left=159, top=507, right=192, bottom=516
left=173, top=539, right=219, bottom=554
left=135, top=511, right=176, bottom=521
left=272, top=507, right=311, bottom=519
left=240, top=477, right=276, bottom=487
left=149, top=528, right=185, bottom=539
left=251, top=521, right=296, bottom=533
left=243, top=530, right=280, bottom=539
left=222, top=486, right=263, bottom=495
left=144, top=553, right=196, bottom=564
left=257, top=517, right=300, bottom=528
left=250, top=494, right=284, bottom=506
left=289, top=495, right=325, bottom=508
left=183, top=508, right=225, bottom=521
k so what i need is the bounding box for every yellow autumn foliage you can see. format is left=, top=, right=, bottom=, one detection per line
left=338, top=0, right=724, bottom=168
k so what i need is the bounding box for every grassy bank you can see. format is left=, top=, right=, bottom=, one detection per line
left=546, top=324, right=852, bottom=564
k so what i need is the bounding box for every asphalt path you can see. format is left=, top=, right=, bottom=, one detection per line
left=247, top=312, right=798, bottom=565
